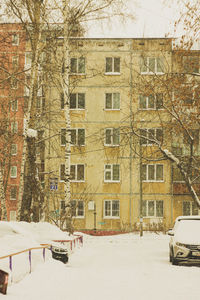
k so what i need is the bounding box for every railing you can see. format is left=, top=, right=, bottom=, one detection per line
left=0, top=234, right=83, bottom=281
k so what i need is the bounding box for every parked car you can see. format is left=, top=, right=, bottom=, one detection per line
left=168, top=216, right=200, bottom=265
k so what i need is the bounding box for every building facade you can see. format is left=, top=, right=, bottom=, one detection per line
left=44, top=37, right=200, bottom=232
left=0, top=23, right=26, bottom=221
left=0, top=24, right=199, bottom=230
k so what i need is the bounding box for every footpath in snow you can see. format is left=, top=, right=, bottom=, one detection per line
left=2, top=232, right=200, bottom=300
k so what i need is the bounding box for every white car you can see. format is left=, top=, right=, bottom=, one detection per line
left=168, top=216, right=200, bottom=265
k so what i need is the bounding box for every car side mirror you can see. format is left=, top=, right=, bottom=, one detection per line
left=167, top=229, right=174, bottom=236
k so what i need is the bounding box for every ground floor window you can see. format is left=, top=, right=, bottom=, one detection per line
left=183, top=201, right=198, bottom=216
left=10, top=210, right=16, bottom=221
left=142, top=200, right=163, bottom=217
left=71, top=200, right=84, bottom=218
left=104, top=200, right=120, bottom=218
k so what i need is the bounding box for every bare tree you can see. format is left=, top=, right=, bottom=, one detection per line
left=4, top=0, right=134, bottom=224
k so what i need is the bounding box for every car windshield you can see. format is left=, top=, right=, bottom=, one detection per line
left=176, top=220, right=200, bottom=236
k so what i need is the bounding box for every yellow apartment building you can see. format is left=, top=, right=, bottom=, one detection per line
left=43, top=37, right=200, bottom=232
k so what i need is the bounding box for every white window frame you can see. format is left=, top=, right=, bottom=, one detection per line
left=12, top=56, right=19, bottom=69
left=142, top=200, right=164, bottom=218
left=70, top=57, right=85, bottom=74
left=105, top=57, right=120, bottom=75
left=70, top=93, right=85, bottom=110
left=142, top=164, right=164, bottom=182
left=183, top=201, right=199, bottom=216
left=12, top=34, right=19, bottom=46
left=11, top=77, right=18, bottom=89
left=70, top=128, right=85, bottom=146
left=104, top=128, right=120, bottom=146
left=104, top=200, right=120, bottom=219
left=140, top=57, right=164, bottom=75
left=71, top=200, right=85, bottom=218
left=104, top=164, right=120, bottom=182
left=70, top=164, right=85, bottom=182
left=139, top=94, right=163, bottom=110
left=105, top=93, right=120, bottom=110
left=11, top=121, right=18, bottom=134
left=10, top=166, right=17, bottom=178
left=140, top=128, right=163, bottom=146
left=10, top=210, right=17, bottom=221
left=11, top=144, right=17, bottom=156
left=11, top=99, right=18, bottom=112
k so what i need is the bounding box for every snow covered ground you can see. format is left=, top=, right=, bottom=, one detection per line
left=2, top=230, right=200, bottom=300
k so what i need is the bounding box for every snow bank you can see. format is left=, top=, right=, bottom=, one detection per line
left=0, top=221, right=78, bottom=284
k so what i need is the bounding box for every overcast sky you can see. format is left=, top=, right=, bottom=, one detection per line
left=87, top=0, right=181, bottom=38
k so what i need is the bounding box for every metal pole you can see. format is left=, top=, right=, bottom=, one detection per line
left=139, top=140, right=143, bottom=237
left=94, top=202, right=96, bottom=232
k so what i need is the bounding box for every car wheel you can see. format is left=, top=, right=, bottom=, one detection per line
left=171, top=249, right=178, bottom=265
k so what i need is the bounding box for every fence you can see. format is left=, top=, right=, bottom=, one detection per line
left=0, top=235, right=83, bottom=281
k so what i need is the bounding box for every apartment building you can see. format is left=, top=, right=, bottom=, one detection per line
left=0, top=23, right=26, bottom=221
left=0, top=23, right=199, bottom=229
left=45, top=37, right=199, bottom=231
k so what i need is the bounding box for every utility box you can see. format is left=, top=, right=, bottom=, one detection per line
left=0, top=269, right=9, bottom=295
left=88, top=201, right=95, bottom=210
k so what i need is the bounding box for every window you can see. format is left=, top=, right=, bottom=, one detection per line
left=70, top=93, right=85, bottom=109
left=60, top=129, right=66, bottom=146
left=10, top=166, right=17, bottom=178
left=60, top=164, right=65, bottom=181
left=142, top=200, right=163, bottom=217
left=71, top=200, right=84, bottom=217
left=11, top=99, right=18, bottom=112
left=105, top=57, right=120, bottom=74
left=183, top=56, right=199, bottom=73
left=139, top=94, right=163, bottom=110
left=11, top=77, right=18, bottom=89
left=70, top=164, right=85, bottom=181
left=60, top=200, right=65, bottom=210
left=104, top=200, right=120, bottom=218
left=140, top=57, right=164, bottom=74
left=12, top=34, right=19, bottom=46
left=140, top=128, right=163, bottom=145
left=12, top=56, right=19, bottom=69
left=11, top=121, right=18, bottom=133
left=183, top=201, right=198, bottom=216
left=142, top=164, right=163, bottom=181
left=11, top=144, right=17, bottom=155
left=104, top=164, right=120, bottom=182
left=105, top=93, right=120, bottom=110
left=10, top=210, right=16, bottom=221
left=25, top=52, right=32, bottom=69
left=105, top=128, right=120, bottom=146
left=70, top=129, right=85, bottom=146
left=10, top=186, right=17, bottom=200
left=70, top=57, right=85, bottom=74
